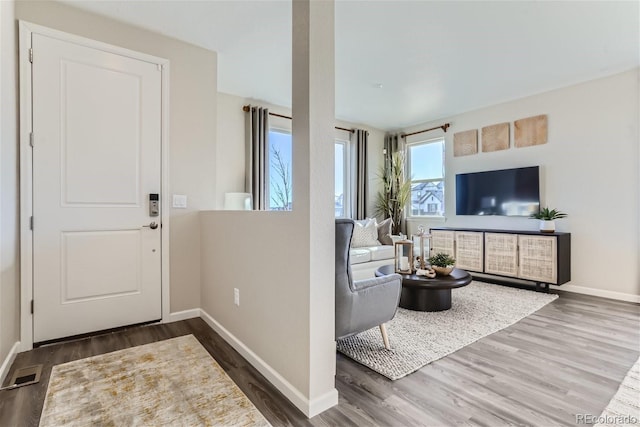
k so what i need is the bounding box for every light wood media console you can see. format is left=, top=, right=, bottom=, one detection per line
left=429, top=227, right=571, bottom=291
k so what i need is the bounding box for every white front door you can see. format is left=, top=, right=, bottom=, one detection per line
left=31, top=33, right=163, bottom=343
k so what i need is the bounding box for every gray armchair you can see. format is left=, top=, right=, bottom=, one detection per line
left=335, top=219, right=402, bottom=350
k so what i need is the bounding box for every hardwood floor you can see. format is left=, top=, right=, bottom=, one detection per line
left=1, top=289, right=638, bottom=426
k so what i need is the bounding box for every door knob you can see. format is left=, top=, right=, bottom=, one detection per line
left=143, top=221, right=159, bottom=229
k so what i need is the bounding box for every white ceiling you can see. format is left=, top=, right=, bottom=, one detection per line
left=62, top=0, right=639, bottom=130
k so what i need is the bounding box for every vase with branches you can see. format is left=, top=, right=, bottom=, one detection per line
left=374, top=151, right=411, bottom=235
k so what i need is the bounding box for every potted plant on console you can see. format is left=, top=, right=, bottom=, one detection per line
left=427, top=253, right=456, bottom=276
left=530, top=207, right=567, bottom=233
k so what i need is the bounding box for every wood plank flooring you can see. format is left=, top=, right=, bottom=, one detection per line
left=1, top=288, right=638, bottom=426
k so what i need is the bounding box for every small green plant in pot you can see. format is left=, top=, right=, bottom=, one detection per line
left=530, top=207, right=567, bottom=233
left=427, top=253, right=456, bottom=276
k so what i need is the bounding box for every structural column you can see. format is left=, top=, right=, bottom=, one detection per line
left=292, top=0, right=338, bottom=417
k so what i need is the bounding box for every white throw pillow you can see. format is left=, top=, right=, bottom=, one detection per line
left=351, top=218, right=381, bottom=247
left=377, top=217, right=394, bottom=245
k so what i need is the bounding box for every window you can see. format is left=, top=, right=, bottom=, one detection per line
left=334, top=140, right=350, bottom=218
left=268, top=130, right=292, bottom=211
left=266, top=130, right=351, bottom=215
left=408, top=138, right=445, bottom=216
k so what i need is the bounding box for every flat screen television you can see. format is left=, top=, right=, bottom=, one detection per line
left=456, top=166, right=540, bottom=216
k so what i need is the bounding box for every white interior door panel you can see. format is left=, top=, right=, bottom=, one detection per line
left=32, top=33, right=162, bottom=342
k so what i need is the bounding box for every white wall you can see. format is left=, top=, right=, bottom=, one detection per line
left=216, top=92, right=385, bottom=215
left=14, top=0, right=218, bottom=313
left=0, top=0, right=20, bottom=377
left=200, top=211, right=323, bottom=413
left=201, top=1, right=338, bottom=417
left=404, top=69, right=640, bottom=300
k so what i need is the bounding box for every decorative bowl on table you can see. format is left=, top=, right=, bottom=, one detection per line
left=427, top=253, right=456, bottom=276
left=432, top=266, right=454, bottom=276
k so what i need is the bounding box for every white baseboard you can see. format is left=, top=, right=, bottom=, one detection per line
left=308, top=388, right=339, bottom=418
left=199, top=309, right=337, bottom=418
left=551, top=284, right=640, bottom=303
left=165, top=308, right=201, bottom=323
left=0, top=341, right=21, bottom=385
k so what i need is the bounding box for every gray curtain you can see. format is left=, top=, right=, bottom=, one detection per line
left=245, top=106, right=269, bottom=210
left=384, top=133, right=406, bottom=233
left=384, top=133, right=404, bottom=175
left=354, top=129, right=368, bottom=220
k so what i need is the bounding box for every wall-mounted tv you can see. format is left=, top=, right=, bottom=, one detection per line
left=456, top=166, right=540, bottom=216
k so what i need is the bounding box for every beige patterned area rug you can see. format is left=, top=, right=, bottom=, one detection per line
left=337, top=281, right=558, bottom=380
left=39, top=335, right=271, bottom=427
left=595, top=356, right=640, bottom=427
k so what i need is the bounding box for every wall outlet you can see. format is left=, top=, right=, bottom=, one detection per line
left=233, top=288, right=240, bottom=306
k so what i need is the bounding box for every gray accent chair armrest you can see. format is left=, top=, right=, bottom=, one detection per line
left=335, top=219, right=402, bottom=349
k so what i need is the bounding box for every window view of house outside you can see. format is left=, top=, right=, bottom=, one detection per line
left=267, top=131, right=440, bottom=217
left=408, top=138, right=445, bottom=216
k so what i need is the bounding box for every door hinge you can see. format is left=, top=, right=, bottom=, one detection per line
left=29, top=216, right=33, bottom=230
left=157, top=63, right=162, bottom=71
left=30, top=299, right=34, bottom=314
left=29, top=48, right=33, bottom=63
left=29, top=132, right=34, bottom=147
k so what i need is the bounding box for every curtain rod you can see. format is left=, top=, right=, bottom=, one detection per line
left=243, top=105, right=354, bottom=133
left=402, top=123, right=450, bottom=138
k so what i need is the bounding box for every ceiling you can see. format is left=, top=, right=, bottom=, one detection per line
left=62, top=1, right=639, bottom=130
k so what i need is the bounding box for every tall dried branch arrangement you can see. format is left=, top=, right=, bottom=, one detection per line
left=374, top=151, right=411, bottom=234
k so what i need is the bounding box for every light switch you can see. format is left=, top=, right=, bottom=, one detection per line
left=172, top=194, right=187, bottom=208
